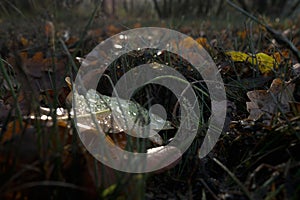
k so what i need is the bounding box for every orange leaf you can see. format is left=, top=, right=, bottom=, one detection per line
left=195, top=37, right=210, bottom=49
left=32, top=52, right=44, bottom=62
left=133, top=23, right=141, bottom=28
left=273, top=52, right=281, bottom=63
left=237, top=30, right=247, bottom=40
left=273, top=50, right=290, bottom=64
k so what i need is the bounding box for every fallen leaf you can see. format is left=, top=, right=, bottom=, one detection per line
left=246, top=78, right=295, bottom=121
left=0, top=100, right=11, bottom=123
left=250, top=52, right=278, bottom=74
left=133, top=23, right=141, bottom=28
left=179, top=37, right=199, bottom=49
left=225, top=51, right=278, bottom=74
left=225, top=51, right=249, bottom=62
left=195, top=37, right=211, bottom=50
left=1, top=120, right=26, bottom=144
left=106, top=24, right=121, bottom=36
left=237, top=30, right=247, bottom=40
left=19, top=36, right=29, bottom=47
left=73, top=89, right=169, bottom=144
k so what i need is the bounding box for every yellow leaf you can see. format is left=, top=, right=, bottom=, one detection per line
left=225, top=51, right=250, bottom=62
left=225, top=51, right=278, bottom=74
left=250, top=53, right=278, bottom=74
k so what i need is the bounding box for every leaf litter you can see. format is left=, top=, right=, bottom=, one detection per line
left=0, top=6, right=300, bottom=200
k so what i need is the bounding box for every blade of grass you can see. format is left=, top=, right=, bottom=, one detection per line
left=0, top=58, right=23, bottom=128
left=213, top=157, right=254, bottom=200
left=1, top=0, right=25, bottom=18
left=72, top=0, right=103, bottom=58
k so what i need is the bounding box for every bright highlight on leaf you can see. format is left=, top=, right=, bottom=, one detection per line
left=225, top=51, right=278, bottom=74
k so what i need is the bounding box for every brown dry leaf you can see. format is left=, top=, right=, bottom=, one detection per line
left=87, top=28, right=103, bottom=38
left=246, top=78, right=295, bottom=121
left=9, top=51, right=67, bottom=88
left=0, top=121, right=39, bottom=175
left=19, top=51, right=28, bottom=61
left=272, top=50, right=291, bottom=65
left=107, top=132, right=128, bottom=150
left=133, top=22, right=141, bottom=28
left=32, top=51, right=44, bottom=62
left=273, top=52, right=281, bottom=63
left=1, top=120, right=26, bottom=144
left=106, top=24, right=121, bottom=36
left=180, top=26, right=192, bottom=34
left=19, top=51, right=45, bottom=78
left=65, top=36, right=79, bottom=47
left=0, top=100, right=10, bottom=123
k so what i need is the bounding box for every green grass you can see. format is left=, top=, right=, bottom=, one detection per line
left=0, top=1, right=300, bottom=199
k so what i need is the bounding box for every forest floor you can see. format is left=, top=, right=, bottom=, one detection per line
left=1, top=7, right=300, bottom=200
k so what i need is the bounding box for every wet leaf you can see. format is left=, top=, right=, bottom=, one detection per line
left=73, top=89, right=170, bottom=145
